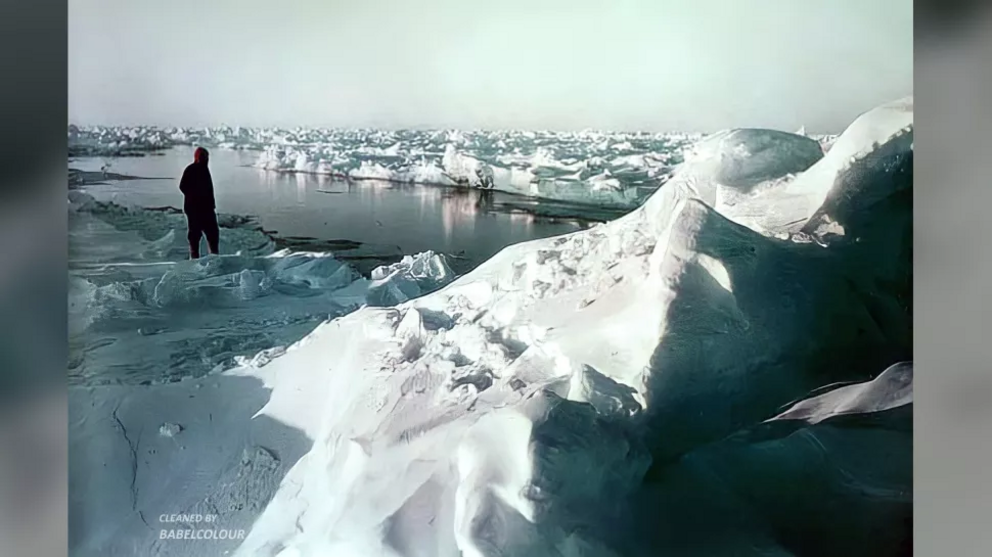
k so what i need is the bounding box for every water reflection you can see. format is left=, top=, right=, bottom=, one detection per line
left=78, top=147, right=595, bottom=274
left=475, top=189, right=495, bottom=213
left=365, top=180, right=388, bottom=221
left=441, top=188, right=478, bottom=243
left=259, top=167, right=279, bottom=204
left=508, top=210, right=535, bottom=234
left=295, top=172, right=307, bottom=204
left=419, top=182, right=434, bottom=224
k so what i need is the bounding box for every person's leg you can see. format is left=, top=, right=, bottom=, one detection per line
left=204, top=211, right=220, bottom=255
left=186, top=215, right=203, bottom=259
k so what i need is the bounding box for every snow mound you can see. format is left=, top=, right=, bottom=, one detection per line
left=685, top=128, right=823, bottom=191
left=718, top=97, right=913, bottom=235
left=70, top=98, right=913, bottom=557
left=233, top=98, right=911, bottom=555
left=638, top=129, right=823, bottom=231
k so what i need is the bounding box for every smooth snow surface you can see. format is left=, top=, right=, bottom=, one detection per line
left=70, top=99, right=912, bottom=557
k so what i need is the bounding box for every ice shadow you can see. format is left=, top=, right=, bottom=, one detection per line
left=618, top=402, right=912, bottom=557
left=640, top=210, right=906, bottom=464
left=69, top=372, right=311, bottom=557
left=640, top=124, right=915, bottom=463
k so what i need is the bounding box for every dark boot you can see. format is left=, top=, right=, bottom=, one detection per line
left=187, top=225, right=202, bottom=259
left=203, top=211, right=220, bottom=255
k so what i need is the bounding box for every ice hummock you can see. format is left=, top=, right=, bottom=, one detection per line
left=71, top=124, right=700, bottom=209
left=69, top=98, right=912, bottom=557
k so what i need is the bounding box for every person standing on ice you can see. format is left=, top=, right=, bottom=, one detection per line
left=179, top=147, right=219, bottom=258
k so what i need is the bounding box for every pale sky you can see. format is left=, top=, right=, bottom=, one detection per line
left=68, top=0, right=913, bottom=133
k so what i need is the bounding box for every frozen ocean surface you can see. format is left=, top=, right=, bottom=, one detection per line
left=69, top=100, right=910, bottom=557
left=69, top=149, right=618, bottom=386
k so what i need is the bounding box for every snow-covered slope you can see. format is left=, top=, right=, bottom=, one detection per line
left=69, top=98, right=913, bottom=557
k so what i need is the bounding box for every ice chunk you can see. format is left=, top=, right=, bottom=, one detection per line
left=400, top=158, right=455, bottom=185
left=235, top=268, right=266, bottom=301
left=770, top=361, right=912, bottom=425
left=367, top=251, right=456, bottom=307
left=293, top=151, right=315, bottom=173
left=442, top=144, right=489, bottom=186
left=159, top=422, right=183, bottom=437
left=349, top=161, right=395, bottom=181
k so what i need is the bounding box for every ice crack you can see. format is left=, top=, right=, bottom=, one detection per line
left=111, top=405, right=144, bottom=522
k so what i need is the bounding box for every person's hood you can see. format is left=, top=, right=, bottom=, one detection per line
left=194, top=147, right=209, bottom=164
